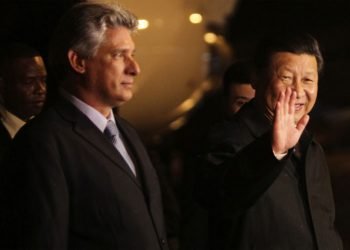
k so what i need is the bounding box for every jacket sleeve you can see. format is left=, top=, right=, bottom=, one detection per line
left=218, top=132, right=291, bottom=215
left=195, top=129, right=292, bottom=215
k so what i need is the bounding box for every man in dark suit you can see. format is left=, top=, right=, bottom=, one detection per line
left=0, top=43, right=47, bottom=161
left=1, top=3, right=168, bottom=250
left=198, top=31, right=343, bottom=249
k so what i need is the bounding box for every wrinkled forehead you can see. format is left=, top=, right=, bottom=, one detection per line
left=11, top=56, right=47, bottom=74
left=265, top=52, right=318, bottom=74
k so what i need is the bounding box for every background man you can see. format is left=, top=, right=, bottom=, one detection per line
left=1, top=3, right=168, bottom=250
left=0, top=43, right=46, bottom=159
left=199, top=31, right=343, bottom=250
left=222, top=61, right=255, bottom=116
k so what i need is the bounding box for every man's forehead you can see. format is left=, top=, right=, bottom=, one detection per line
left=13, top=56, right=47, bottom=75
left=14, top=56, right=44, bottom=65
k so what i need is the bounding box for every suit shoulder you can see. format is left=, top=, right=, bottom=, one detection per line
left=117, top=116, right=135, bottom=129
left=14, top=107, right=63, bottom=143
left=116, top=116, right=140, bottom=136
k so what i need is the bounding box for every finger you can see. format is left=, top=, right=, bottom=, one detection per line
left=289, top=90, right=296, bottom=115
left=272, top=101, right=282, bottom=152
left=273, top=97, right=280, bottom=129
left=284, top=87, right=293, bottom=115
left=274, top=90, right=281, bottom=112
left=284, top=87, right=291, bottom=112
left=280, top=88, right=287, bottom=116
left=296, top=114, right=310, bottom=132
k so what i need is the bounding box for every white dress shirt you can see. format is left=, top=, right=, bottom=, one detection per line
left=0, top=104, right=26, bottom=138
left=60, top=89, right=137, bottom=176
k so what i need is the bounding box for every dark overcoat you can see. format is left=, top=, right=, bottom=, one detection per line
left=198, top=100, right=343, bottom=250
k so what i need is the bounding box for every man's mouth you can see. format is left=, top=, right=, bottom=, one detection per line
left=122, top=81, right=133, bottom=89
left=32, top=97, right=46, bottom=105
left=295, top=103, right=304, bottom=111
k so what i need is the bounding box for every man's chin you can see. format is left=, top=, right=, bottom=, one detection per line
left=30, top=101, right=45, bottom=109
left=294, top=114, right=308, bottom=124
left=113, top=94, right=133, bottom=107
left=120, top=93, right=133, bottom=102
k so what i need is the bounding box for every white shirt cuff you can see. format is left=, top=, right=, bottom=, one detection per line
left=273, top=150, right=288, bottom=160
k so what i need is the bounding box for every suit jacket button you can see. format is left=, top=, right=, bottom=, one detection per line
left=161, top=238, right=166, bottom=245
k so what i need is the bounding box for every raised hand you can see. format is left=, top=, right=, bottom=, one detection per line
left=272, top=87, right=310, bottom=155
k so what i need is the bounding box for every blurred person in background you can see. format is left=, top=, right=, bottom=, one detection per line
left=0, top=43, right=47, bottom=160
left=222, top=60, right=255, bottom=116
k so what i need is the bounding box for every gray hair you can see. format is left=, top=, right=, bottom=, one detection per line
left=49, top=2, right=138, bottom=82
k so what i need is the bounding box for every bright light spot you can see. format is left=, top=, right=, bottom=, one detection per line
left=169, top=117, right=187, bottom=130
left=138, top=19, right=149, bottom=30
left=179, top=99, right=195, bottom=112
left=189, top=13, right=202, bottom=24
left=204, top=32, right=218, bottom=44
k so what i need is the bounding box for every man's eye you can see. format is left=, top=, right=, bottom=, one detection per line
left=281, top=76, right=292, bottom=80
left=24, top=79, right=36, bottom=85
left=113, top=52, right=123, bottom=58
left=236, top=100, right=247, bottom=107
left=304, top=78, right=314, bottom=83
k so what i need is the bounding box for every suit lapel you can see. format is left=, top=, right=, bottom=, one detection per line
left=54, top=98, right=142, bottom=189
left=116, top=117, right=165, bottom=238
left=116, top=117, right=154, bottom=194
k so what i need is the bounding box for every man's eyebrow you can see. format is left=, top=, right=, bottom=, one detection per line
left=111, top=48, right=136, bottom=53
left=304, top=71, right=317, bottom=76
left=235, top=96, right=251, bottom=100
left=277, top=66, right=294, bottom=72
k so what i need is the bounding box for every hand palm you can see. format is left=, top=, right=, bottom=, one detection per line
left=272, top=88, right=309, bottom=154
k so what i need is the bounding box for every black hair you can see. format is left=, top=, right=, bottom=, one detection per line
left=253, top=31, right=323, bottom=77
left=222, top=60, right=252, bottom=97
left=0, top=43, right=41, bottom=77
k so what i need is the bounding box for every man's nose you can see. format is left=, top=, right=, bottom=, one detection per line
left=34, top=79, right=47, bottom=94
left=126, top=57, right=141, bottom=76
left=293, top=79, right=304, bottom=98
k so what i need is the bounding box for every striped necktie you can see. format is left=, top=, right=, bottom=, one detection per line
left=104, top=120, right=137, bottom=176
left=104, top=120, right=118, bottom=145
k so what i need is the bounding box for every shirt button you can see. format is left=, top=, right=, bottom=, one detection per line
left=160, top=238, right=166, bottom=245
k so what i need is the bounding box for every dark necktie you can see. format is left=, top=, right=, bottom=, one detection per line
left=104, top=120, right=136, bottom=176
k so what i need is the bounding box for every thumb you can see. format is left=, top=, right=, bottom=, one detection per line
left=296, top=114, right=310, bottom=132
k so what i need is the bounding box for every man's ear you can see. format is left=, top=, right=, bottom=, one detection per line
left=67, top=49, right=86, bottom=74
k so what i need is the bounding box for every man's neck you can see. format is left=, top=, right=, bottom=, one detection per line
left=61, top=86, right=111, bottom=118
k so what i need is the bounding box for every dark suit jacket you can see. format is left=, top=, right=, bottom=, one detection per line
left=1, top=97, right=169, bottom=250
left=197, top=100, right=343, bottom=250
left=0, top=120, right=12, bottom=162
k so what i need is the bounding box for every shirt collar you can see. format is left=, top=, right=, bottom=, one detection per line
left=0, top=103, right=26, bottom=138
left=60, top=89, right=116, bottom=133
